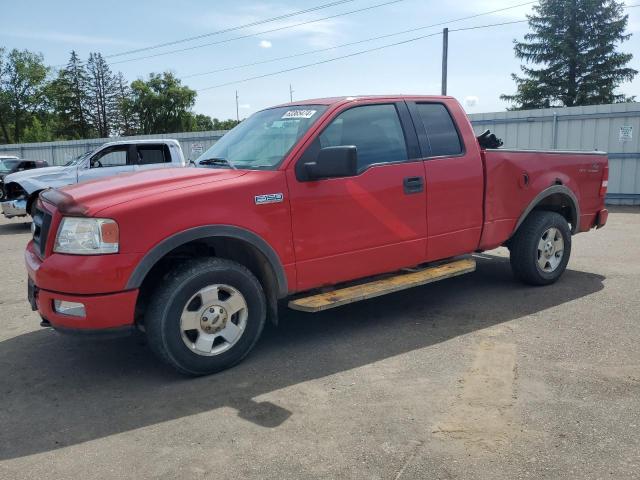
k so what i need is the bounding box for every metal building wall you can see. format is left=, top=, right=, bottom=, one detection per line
left=469, top=102, right=640, bottom=205
left=0, top=130, right=227, bottom=166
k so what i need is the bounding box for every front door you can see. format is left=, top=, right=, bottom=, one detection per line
left=78, top=145, right=134, bottom=182
left=287, top=102, right=427, bottom=292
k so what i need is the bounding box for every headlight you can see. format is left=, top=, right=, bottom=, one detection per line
left=54, top=217, right=119, bottom=255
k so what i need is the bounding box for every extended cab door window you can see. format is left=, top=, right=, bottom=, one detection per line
left=136, top=144, right=171, bottom=165
left=413, top=103, right=463, bottom=157
left=319, top=104, right=409, bottom=171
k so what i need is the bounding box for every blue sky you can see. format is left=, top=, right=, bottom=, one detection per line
left=1, top=0, right=639, bottom=119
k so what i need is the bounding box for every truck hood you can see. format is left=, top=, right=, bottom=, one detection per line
left=45, top=167, right=247, bottom=215
left=3, top=166, right=75, bottom=194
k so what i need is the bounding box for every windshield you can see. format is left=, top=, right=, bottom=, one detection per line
left=64, top=151, right=92, bottom=167
left=0, top=159, right=19, bottom=174
left=196, top=105, right=327, bottom=170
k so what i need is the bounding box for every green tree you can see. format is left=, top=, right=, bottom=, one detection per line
left=502, top=0, right=637, bottom=109
left=113, top=71, right=137, bottom=136
left=86, top=52, right=118, bottom=137
left=212, top=118, right=240, bottom=130
left=193, top=113, right=214, bottom=131
left=0, top=48, right=49, bottom=142
left=48, top=51, right=93, bottom=139
left=129, top=72, right=197, bottom=134
left=0, top=47, right=11, bottom=143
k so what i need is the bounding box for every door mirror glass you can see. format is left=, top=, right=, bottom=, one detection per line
left=305, top=146, right=358, bottom=180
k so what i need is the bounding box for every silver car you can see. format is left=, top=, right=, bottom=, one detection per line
left=1, top=139, right=186, bottom=218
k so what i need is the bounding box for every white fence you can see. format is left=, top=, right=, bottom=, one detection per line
left=0, top=130, right=227, bottom=166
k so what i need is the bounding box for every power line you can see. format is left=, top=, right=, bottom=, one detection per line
left=195, top=19, right=534, bottom=92
left=108, top=0, right=408, bottom=65
left=104, top=0, right=358, bottom=59
left=193, top=0, right=640, bottom=91
left=183, top=2, right=536, bottom=80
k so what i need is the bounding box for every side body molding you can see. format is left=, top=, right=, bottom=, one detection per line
left=125, top=225, right=288, bottom=297
left=513, top=185, right=580, bottom=234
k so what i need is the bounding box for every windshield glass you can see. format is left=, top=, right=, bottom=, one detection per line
left=196, top=105, right=327, bottom=170
left=0, top=159, right=19, bottom=174
left=64, top=151, right=92, bottom=167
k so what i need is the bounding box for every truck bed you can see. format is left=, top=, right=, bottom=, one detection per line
left=479, top=148, right=607, bottom=250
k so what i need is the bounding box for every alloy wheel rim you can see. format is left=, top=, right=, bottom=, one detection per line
left=537, top=227, right=564, bottom=273
left=179, top=284, right=248, bottom=356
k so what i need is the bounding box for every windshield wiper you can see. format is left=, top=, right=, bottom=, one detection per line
left=198, top=157, right=237, bottom=169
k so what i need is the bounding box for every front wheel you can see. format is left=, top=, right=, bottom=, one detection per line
left=145, top=258, right=267, bottom=376
left=509, top=210, right=572, bottom=286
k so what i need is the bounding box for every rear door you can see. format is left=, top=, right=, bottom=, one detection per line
left=286, top=101, right=427, bottom=292
left=79, top=145, right=134, bottom=182
left=406, top=100, right=484, bottom=261
left=134, top=143, right=174, bottom=171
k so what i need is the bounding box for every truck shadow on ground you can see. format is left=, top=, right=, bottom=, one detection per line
left=0, top=221, right=30, bottom=236
left=0, top=255, right=605, bottom=460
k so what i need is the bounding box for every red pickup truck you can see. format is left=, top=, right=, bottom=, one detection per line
left=25, top=95, right=608, bottom=375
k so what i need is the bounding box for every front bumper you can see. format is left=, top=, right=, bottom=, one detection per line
left=25, top=243, right=140, bottom=332
left=33, top=286, right=139, bottom=332
left=1, top=198, right=28, bottom=218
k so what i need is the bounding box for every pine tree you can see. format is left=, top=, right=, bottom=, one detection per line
left=502, top=0, right=637, bottom=109
left=50, top=51, right=92, bottom=139
left=86, top=52, right=118, bottom=137
left=113, top=71, right=137, bottom=136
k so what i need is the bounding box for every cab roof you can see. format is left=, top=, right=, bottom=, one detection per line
left=274, top=95, right=455, bottom=108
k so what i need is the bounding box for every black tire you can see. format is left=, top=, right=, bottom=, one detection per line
left=145, top=258, right=266, bottom=376
left=509, top=210, right=572, bottom=286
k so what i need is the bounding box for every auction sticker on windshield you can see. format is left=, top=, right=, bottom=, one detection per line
left=282, top=110, right=317, bottom=119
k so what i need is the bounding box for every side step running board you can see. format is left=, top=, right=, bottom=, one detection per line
left=288, top=257, right=476, bottom=313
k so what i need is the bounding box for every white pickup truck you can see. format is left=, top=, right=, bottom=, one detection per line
left=1, top=139, right=186, bottom=218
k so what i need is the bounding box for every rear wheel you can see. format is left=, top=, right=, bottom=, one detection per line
left=509, top=210, right=571, bottom=286
left=145, top=258, right=266, bottom=376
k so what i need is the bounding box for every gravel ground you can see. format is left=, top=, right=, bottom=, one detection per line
left=0, top=208, right=638, bottom=479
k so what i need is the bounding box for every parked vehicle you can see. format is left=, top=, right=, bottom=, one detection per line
left=0, top=158, right=49, bottom=201
left=1, top=139, right=186, bottom=218
left=23, top=95, right=608, bottom=375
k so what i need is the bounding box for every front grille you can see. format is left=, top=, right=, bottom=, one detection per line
left=32, top=206, right=52, bottom=258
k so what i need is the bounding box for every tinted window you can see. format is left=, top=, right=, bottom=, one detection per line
left=137, top=145, right=169, bottom=165
left=20, top=161, right=36, bottom=170
left=319, top=104, right=408, bottom=170
left=415, top=103, right=462, bottom=157
left=91, top=147, right=128, bottom=168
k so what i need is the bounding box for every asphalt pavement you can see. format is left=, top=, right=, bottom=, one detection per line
left=0, top=208, right=638, bottom=479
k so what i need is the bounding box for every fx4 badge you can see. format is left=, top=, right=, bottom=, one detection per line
left=255, top=193, right=284, bottom=205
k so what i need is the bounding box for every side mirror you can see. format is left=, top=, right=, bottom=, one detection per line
left=304, top=146, right=358, bottom=180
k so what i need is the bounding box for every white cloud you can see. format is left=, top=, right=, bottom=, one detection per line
left=192, top=4, right=346, bottom=49
left=259, top=40, right=272, bottom=48
left=465, top=96, right=479, bottom=107
left=239, top=103, right=252, bottom=109
left=1, top=29, right=139, bottom=47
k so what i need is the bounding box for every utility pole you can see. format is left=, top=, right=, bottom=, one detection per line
left=289, top=84, right=294, bottom=102
left=235, top=90, right=240, bottom=122
left=441, top=27, right=448, bottom=96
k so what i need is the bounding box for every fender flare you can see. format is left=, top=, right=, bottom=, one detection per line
left=513, top=185, right=580, bottom=234
left=125, top=225, right=288, bottom=298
